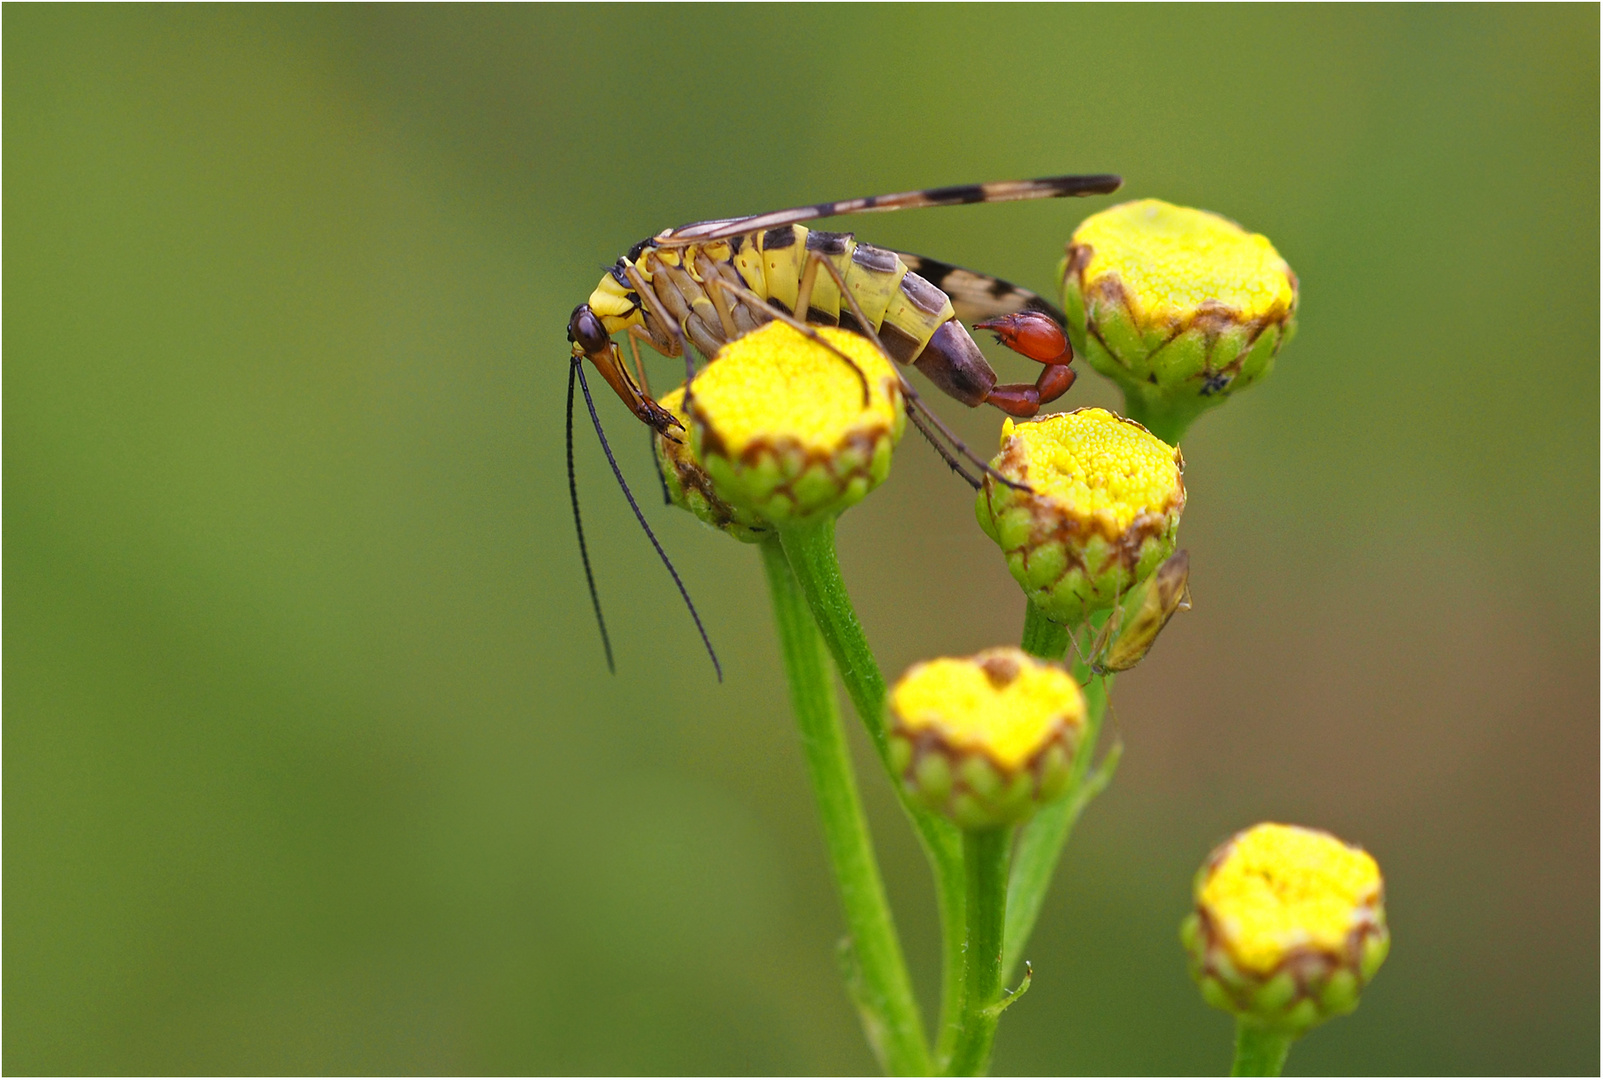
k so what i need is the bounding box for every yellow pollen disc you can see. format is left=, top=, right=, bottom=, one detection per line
left=1074, top=199, right=1295, bottom=324
left=1200, top=823, right=1382, bottom=975
left=1001, top=408, right=1181, bottom=534
left=891, top=649, right=1084, bottom=771
left=693, top=322, right=900, bottom=454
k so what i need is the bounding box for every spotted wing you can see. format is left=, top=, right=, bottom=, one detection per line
left=894, top=253, right=1068, bottom=328
left=656, top=174, right=1122, bottom=247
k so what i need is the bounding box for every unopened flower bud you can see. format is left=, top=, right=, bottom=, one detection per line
left=888, top=647, right=1085, bottom=830
left=1181, top=823, right=1389, bottom=1035
left=1062, top=199, right=1298, bottom=442
left=653, top=386, right=771, bottom=544
left=686, top=322, right=904, bottom=525
left=1089, top=549, right=1191, bottom=673
left=976, top=407, right=1185, bottom=627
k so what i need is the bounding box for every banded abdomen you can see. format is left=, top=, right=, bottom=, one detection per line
left=586, top=224, right=1004, bottom=407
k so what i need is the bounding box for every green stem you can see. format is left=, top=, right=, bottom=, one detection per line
left=1020, top=598, right=1072, bottom=660
left=1230, top=1022, right=1293, bottom=1077
left=776, top=517, right=888, bottom=758
left=945, top=828, right=1010, bottom=1077
left=1120, top=390, right=1199, bottom=447
left=1001, top=674, right=1111, bottom=979
left=760, top=539, right=930, bottom=1076
left=778, top=517, right=969, bottom=1070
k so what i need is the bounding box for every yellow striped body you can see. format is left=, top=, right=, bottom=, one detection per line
left=587, top=225, right=954, bottom=364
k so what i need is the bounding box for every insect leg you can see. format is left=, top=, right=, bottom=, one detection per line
left=702, top=274, right=871, bottom=407
left=568, top=359, right=615, bottom=673
left=622, top=259, right=700, bottom=384
left=627, top=327, right=675, bottom=504
left=692, top=251, right=743, bottom=342
left=903, top=402, right=981, bottom=487
left=573, top=357, right=723, bottom=681
left=810, top=254, right=1028, bottom=492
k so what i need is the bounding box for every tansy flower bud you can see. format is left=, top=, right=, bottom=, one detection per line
left=1181, top=823, right=1390, bottom=1036
left=1089, top=549, right=1191, bottom=673
left=976, top=407, right=1185, bottom=628
left=653, top=385, right=770, bottom=544
left=888, top=647, right=1085, bottom=830
left=1062, top=199, right=1298, bottom=442
left=686, top=321, right=904, bottom=525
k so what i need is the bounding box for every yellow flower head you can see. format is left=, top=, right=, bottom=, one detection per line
left=1062, top=199, right=1299, bottom=441
left=1182, top=823, right=1390, bottom=1034
left=1075, top=200, right=1295, bottom=327
left=687, top=322, right=905, bottom=524
left=653, top=386, right=770, bottom=544
left=888, top=647, right=1085, bottom=829
left=977, top=408, right=1185, bottom=626
left=1200, top=824, right=1382, bottom=975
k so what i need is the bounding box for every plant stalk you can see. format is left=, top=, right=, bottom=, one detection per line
left=777, top=517, right=969, bottom=1070
left=1230, top=1021, right=1293, bottom=1077
left=1002, top=673, right=1111, bottom=979
left=945, top=827, right=1011, bottom=1077
left=1120, top=391, right=1197, bottom=447
left=760, top=538, right=930, bottom=1076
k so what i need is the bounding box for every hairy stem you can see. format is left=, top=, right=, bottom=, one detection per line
left=945, top=828, right=1011, bottom=1077
left=778, top=517, right=969, bottom=1070
left=761, top=538, right=930, bottom=1076
left=1231, top=1022, right=1293, bottom=1077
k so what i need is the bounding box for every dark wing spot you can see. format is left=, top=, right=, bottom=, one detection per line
left=923, top=184, right=987, bottom=205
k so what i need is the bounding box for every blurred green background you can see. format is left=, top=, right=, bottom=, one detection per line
left=7, top=5, right=1597, bottom=1074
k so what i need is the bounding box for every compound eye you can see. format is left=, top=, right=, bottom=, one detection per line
left=568, top=306, right=611, bottom=353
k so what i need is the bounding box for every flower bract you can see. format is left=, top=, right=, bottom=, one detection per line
left=686, top=322, right=904, bottom=525
left=888, top=647, right=1085, bottom=829
left=1182, top=823, right=1390, bottom=1035
left=976, top=407, right=1185, bottom=627
left=1062, top=199, right=1298, bottom=440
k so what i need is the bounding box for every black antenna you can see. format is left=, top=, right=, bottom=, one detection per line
left=572, top=358, right=724, bottom=682
left=568, top=362, right=615, bottom=673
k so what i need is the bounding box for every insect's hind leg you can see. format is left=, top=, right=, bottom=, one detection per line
left=808, top=254, right=1028, bottom=493
left=702, top=273, right=872, bottom=407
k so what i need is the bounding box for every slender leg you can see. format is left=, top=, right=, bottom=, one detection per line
left=623, top=259, right=699, bottom=384
left=703, top=273, right=871, bottom=406
left=628, top=327, right=675, bottom=504
left=811, top=254, right=1027, bottom=492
